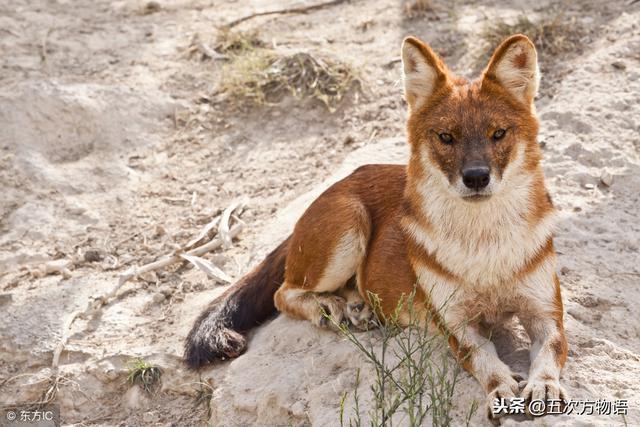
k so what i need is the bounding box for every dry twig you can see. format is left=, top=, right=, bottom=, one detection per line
left=185, top=215, right=221, bottom=249
left=180, top=253, right=233, bottom=284
left=197, top=42, right=228, bottom=60
left=219, top=199, right=245, bottom=249
left=226, top=0, right=348, bottom=28
left=114, top=222, right=243, bottom=299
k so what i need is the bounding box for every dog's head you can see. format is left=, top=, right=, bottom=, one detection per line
left=402, top=35, right=541, bottom=201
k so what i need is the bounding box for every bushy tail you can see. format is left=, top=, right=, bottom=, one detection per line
left=184, top=237, right=290, bottom=369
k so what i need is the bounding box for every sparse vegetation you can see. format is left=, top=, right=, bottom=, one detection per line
left=217, top=29, right=359, bottom=111
left=193, top=380, right=214, bottom=418
left=330, top=290, right=477, bottom=427
left=403, top=0, right=433, bottom=19
left=215, top=28, right=265, bottom=54
left=480, top=13, right=582, bottom=63
left=127, top=358, right=162, bottom=395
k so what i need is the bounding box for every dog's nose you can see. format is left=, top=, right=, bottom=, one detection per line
left=462, top=164, right=490, bottom=190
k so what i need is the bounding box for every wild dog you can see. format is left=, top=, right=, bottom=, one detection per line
left=185, top=34, right=568, bottom=420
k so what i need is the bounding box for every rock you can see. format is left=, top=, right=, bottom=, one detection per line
left=83, top=249, right=103, bottom=262
left=290, top=401, right=306, bottom=417
left=151, top=293, right=166, bottom=304
left=153, top=225, right=166, bottom=237
left=66, top=205, right=86, bottom=215
left=142, top=1, right=161, bottom=15
left=600, top=170, right=614, bottom=187
left=90, top=357, right=128, bottom=383
left=560, top=266, right=570, bottom=276
left=159, top=286, right=173, bottom=297
left=611, top=61, right=626, bottom=70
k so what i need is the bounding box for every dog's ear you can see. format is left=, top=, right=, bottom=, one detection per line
left=483, top=34, right=539, bottom=106
left=401, top=36, right=450, bottom=111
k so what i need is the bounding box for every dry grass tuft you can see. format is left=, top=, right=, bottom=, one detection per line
left=193, top=380, right=214, bottom=418
left=214, top=28, right=265, bottom=54
left=219, top=49, right=359, bottom=111
left=481, top=13, right=582, bottom=61
left=214, top=28, right=359, bottom=111
left=403, top=0, right=433, bottom=19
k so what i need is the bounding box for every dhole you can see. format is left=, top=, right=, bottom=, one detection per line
left=185, top=34, right=568, bottom=419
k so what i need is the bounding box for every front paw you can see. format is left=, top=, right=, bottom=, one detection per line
left=521, top=374, right=568, bottom=413
left=486, top=376, right=520, bottom=423
left=316, top=296, right=347, bottom=329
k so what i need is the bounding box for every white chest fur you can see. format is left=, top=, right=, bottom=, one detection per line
left=405, top=167, right=557, bottom=287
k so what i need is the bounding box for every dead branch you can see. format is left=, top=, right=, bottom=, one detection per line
left=198, top=42, right=228, bottom=60
left=180, top=253, right=233, bottom=283
left=41, top=221, right=244, bottom=381
left=219, top=199, right=245, bottom=249
left=226, top=0, right=348, bottom=28
left=0, top=207, right=246, bottom=406
left=112, top=223, right=243, bottom=302
left=52, top=309, right=83, bottom=369
left=185, top=215, right=221, bottom=250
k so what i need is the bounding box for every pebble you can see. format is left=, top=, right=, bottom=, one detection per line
left=84, top=249, right=103, bottom=262
left=611, top=61, right=626, bottom=70
left=143, top=1, right=161, bottom=14
left=154, top=225, right=166, bottom=237
left=104, top=367, right=120, bottom=381
left=67, top=206, right=86, bottom=215
left=600, top=170, right=614, bottom=187
left=159, top=286, right=174, bottom=297
left=290, top=401, right=306, bottom=417
left=152, top=293, right=166, bottom=304
left=143, top=411, right=157, bottom=423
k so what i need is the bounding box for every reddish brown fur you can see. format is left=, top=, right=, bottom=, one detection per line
left=486, top=375, right=502, bottom=392
left=513, top=51, right=529, bottom=69
left=514, top=238, right=554, bottom=282
left=407, top=76, right=539, bottom=184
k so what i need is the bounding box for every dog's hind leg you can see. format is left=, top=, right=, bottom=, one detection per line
left=274, top=195, right=371, bottom=328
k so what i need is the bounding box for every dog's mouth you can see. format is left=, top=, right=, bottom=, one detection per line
left=462, top=193, right=492, bottom=202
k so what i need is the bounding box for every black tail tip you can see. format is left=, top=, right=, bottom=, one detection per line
left=184, top=327, right=247, bottom=370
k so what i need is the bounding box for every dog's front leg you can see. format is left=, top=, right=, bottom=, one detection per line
left=422, top=276, right=519, bottom=419
left=519, top=272, right=569, bottom=405
left=445, top=321, right=520, bottom=418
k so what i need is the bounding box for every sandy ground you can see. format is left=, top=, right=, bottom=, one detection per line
left=1, top=0, right=639, bottom=425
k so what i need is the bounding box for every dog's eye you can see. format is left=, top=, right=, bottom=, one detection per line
left=438, top=133, right=453, bottom=144
left=492, top=129, right=506, bottom=141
